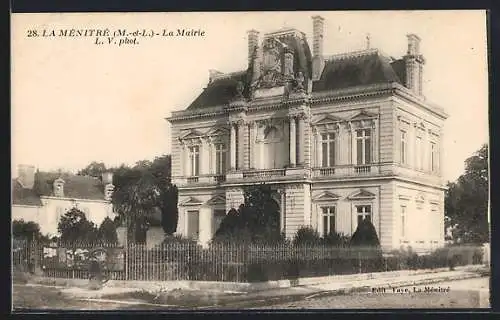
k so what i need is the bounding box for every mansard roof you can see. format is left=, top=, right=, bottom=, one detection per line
left=187, top=33, right=312, bottom=110
left=185, top=49, right=406, bottom=110
left=312, top=50, right=404, bottom=92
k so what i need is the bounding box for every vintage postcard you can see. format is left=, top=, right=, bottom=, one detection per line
left=11, top=11, right=489, bottom=310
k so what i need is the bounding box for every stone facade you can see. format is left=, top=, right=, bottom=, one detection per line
left=167, top=16, right=448, bottom=252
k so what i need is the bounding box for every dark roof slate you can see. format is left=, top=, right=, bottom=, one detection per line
left=12, top=172, right=106, bottom=204
left=187, top=71, right=248, bottom=110
left=36, top=172, right=105, bottom=200
left=12, top=180, right=42, bottom=206
left=312, top=51, right=403, bottom=92
left=185, top=49, right=409, bottom=110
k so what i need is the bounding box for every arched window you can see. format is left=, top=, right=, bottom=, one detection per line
left=261, top=126, right=285, bottom=169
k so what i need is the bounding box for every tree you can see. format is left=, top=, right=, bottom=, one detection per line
left=213, top=184, right=281, bottom=243
left=12, top=220, right=49, bottom=242
left=161, top=184, right=179, bottom=235
left=57, top=208, right=99, bottom=243
left=445, top=144, right=489, bottom=244
left=77, top=161, right=107, bottom=178
left=98, top=217, right=118, bottom=243
left=110, top=155, right=178, bottom=241
left=112, top=171, right=162, bottom=243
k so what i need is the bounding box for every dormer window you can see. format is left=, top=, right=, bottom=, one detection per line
left=104, top=184, right=114, bottom=201
left=53, top=178, right=65, bottom=197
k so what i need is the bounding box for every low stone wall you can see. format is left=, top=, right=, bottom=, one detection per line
left=28, top=264, right=487, bottom=294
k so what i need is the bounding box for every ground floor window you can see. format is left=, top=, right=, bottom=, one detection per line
left=321, top=206, right=336, bottom=236
left=186, top=210, right=199, bottom=240
left=356, top=205, right=372, bottom=225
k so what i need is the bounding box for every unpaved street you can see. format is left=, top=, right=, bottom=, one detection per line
left=13, top=276, right=490, bottom=311
left=254, top=277, right=490, bottom=309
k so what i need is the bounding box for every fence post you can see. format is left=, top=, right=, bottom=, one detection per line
left=358, top=251, right=362, bottom=273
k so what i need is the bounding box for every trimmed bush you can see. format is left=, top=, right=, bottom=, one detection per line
left=292, top=226, right=322, bottom=245
left=350, top=219, right=381, bottom=247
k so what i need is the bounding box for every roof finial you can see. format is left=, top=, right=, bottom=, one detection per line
left=366, top=33, right=371, bottom=50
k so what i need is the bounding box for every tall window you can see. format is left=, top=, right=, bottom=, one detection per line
left=415, top=136, right=423, bottom=170
left=356, top=205, right=372, bottom=225
left=321, top=133, right=336, bottom=167
left=430, top=142, right=436, bottom=172
left=215, top=143, right=227, bottom=174
left=188, top=146, right=200, bottom=176
left=356, top=129, right=371, bottom=165
left=400, top=130, right=407, bottom=164
left=400, top=205, right=407, bottom=237
left=322, top=207, right=336, bottom=236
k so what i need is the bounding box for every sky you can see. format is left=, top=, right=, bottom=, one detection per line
left=11, top=11, right=488, bottom=183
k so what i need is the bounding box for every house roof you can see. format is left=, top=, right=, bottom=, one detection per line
left=187, top=32, right=313, bottom=110
left=187, top=71, right=248, bottom=110
left=37, top=172, right=106, bottom=200
left=185, top=48, right=407, bottom=110
left=12, top=171, right=107, bottom=205
left=312, top=51, right=404, bottom=92
left=12, top=180, right=42, bottom=206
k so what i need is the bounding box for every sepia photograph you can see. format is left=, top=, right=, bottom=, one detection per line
left=11, top=10, right=489, bottom=310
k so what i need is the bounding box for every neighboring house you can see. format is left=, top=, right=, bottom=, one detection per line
left=12, top=164, right=116, bottom=237
left=167, top=16, right=448, bottom=252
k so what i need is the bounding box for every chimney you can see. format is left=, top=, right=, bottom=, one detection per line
left=101, top=171, right=113, bottom=185
left=247, top=30, right=260, bottom=68
left=17, top=164, right=36, bottom=189
left=53, top=178, right=65, bottom=197
left=311, top=15, right=325, bottom=80
left=404, top=34, right=425, bottom=96
left=102, top=171, right=114, bottom=201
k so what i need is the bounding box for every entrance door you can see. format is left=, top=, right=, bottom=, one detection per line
left=186, top=210, right=199, bottom=240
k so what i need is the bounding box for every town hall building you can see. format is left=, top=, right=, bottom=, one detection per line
left=167, top=16, right=448, bottom=252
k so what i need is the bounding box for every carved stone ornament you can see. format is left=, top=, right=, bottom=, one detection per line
left=284, top=51, right=294, bottom=79
left=257, top=39, right=284, bottom=89
left=293, top=71, right=305, bottom=92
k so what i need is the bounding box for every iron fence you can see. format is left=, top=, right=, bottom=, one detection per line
left=12, top=240, right=485, bottom=283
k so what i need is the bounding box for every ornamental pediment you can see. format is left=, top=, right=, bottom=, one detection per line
left=349, top=109, right=378, bottom=121
left=179, top=197, right=204, bottom=206
left=207, top=127, right=229, bottom=137
left=206, top=195, right=226, bottom=205
left=313, top=191, right=341, bottom=202
left=312, top=114, right=344, bottom=125
left=348, top=189, right=376, bottom=200
left=180, top=129, right=204, bottom=140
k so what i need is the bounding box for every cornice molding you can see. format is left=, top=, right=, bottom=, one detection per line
left=168, top=82, right=447, bottom=123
